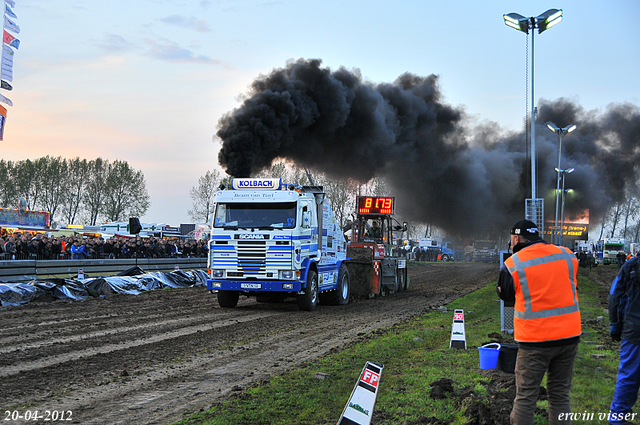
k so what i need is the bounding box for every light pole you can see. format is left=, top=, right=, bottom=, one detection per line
left=555, top=167, right=574, bottom=246
left=547, top=122, right=576, bottom=243
left=503, top=9, right=563, bottom=230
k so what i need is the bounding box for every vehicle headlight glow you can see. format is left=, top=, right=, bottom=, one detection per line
left=279, top=270, right=294, bottom=280
left=212, top=269, right=224, bottom=278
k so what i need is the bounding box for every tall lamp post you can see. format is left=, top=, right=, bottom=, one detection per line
left=503, top=9, right=563, bottom=231
left=560, top=187, right=573, bottom=246
left=547, top=122, right=576, bottom=244
left=555, top=167, right=574, bottom=246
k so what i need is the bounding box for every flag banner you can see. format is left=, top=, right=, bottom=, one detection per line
left=1, top=80, right=12, bottom=90
left=4, top=0, right=14, bottom=8
left=0, top=91, right=12, bottom=106
left=4, top=16, right=19, bottom=34
left=2, top=30, right=18, bottom=49
left=0, top=104, right=6, bottom=141
left=2, top=44, right=13, bottom=66
left=4, top=5, right=16, bottom=19
left=1, top=65, right=12, bottom=82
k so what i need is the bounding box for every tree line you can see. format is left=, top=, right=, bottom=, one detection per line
left=189, top=163, right=640, bottom=246
left=186, top=162, right=437, bottom=239
left=0, top=156, right=150, bottom=227
left=598, top=187, right=640, bottom=243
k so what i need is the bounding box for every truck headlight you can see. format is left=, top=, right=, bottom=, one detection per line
left=279, top=270, right=294, bottom=280
left=211, top=282, right=222, bottom=288
left=212, top=269, right=225, bottom=278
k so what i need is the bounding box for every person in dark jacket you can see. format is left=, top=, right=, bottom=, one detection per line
left=608, top=256, right=640, bottom=424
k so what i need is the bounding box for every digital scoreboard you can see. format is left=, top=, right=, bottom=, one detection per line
left=357, top=196, right=395, bottom=215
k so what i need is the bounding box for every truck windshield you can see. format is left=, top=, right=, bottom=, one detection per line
left=605, top=243, right=624, bottom=251
left=214, top=202, right=297, bottom=229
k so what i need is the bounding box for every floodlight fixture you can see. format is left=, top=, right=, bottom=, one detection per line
left=503, top=13, right=529, bottom=33
left=537, top=9, right=563, bottom=34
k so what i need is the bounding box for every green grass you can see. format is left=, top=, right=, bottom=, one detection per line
left=176, top=268, right=629, bottom=425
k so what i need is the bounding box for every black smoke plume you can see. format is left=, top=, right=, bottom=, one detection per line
left=216, top=58, right=640, bottom=236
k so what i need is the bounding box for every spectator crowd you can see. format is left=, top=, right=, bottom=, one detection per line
left=0, top=233, right=208, bottom=260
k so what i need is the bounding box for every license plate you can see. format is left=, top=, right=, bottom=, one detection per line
left=241, top=283, right=262, bottom=289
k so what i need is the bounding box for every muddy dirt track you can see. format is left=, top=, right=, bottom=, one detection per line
left=0, top=262, right=620, bottom=425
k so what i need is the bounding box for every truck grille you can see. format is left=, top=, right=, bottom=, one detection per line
left=237, top=240, right=266, bottom=275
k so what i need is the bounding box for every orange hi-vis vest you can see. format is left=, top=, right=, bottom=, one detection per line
left=505, top=243, right=581, bottom=343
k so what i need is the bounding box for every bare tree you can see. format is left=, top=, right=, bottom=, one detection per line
left=101, top=160, right=151, bottom=222
left=14, top=159, right=42, bottom=210
left=608, top=202, right=624, bottom=238
left=84, top=158, right=110, bottom=225
left=188, top=169, right=222, bottom=223
left=0, top=159, right=17, bottom=207
left=39, top=156, right=68, bottom=226
left=62, top=158, right=89, bottom=225
left=622, top=189, right=640, bottom=241
left=322, top=177, right=356, bottom=230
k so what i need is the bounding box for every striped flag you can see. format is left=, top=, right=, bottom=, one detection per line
left=2, top=30, right=18, bottom=49
left=0, top=103, right=6, bottom=140
left=1, top=64, right=12, bottom=82
left=2, top=44, right=13, bottom=66
left=4, top=0, right=15, bottom=8
left=0, top=91, right=12, bottom=106
left=3, top=16, right=19, bottom=34
left=4, top=4, right=16, bottom=19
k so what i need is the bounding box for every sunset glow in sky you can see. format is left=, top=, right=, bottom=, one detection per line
left=1, top=0, right=638, bottom=226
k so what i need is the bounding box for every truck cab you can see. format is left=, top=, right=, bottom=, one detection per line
left=207, top=178, right=349, bottom=311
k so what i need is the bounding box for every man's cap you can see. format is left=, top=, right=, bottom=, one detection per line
left=510, top=219, right=541, bottom=241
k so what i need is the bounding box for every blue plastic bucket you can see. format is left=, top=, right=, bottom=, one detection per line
left=478, top=343, right=501, bottom=369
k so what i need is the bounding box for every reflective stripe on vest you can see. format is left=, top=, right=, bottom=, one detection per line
left=507, top=247, right=579, bottom=320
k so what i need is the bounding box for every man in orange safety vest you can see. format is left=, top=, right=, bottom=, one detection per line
left=497, top=219, right=581, bottom=425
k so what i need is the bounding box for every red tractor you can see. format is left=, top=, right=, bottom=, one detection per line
left=346, top=196, right=408, bottom=297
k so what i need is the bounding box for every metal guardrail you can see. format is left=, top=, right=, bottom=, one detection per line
left=0, top=257, right=208, bottom=282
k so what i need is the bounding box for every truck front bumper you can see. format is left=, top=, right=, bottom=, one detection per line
left=207, top=279, right=303, bottom=292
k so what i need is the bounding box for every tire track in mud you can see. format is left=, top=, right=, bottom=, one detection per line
left=0, top=262, right=498, bottom=425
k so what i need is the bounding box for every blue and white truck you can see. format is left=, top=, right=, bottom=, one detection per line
left=207, top=178, right=349, bottom=311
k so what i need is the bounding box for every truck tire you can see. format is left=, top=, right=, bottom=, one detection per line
left=217, top=291, right=239, bottom=308
left=297, top=270, right=318, bottom=311
left=397, top=267, right=408, bottom=291
left=396, top=266, right=404, bottom=292
left=441, top=254, right=450, bottom=262
left=321, top=264, right=350, bottom=305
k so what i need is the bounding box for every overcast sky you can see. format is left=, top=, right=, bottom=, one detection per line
left=1, top=0, right=638, bottom=226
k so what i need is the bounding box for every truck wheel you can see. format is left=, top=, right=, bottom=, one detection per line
left=217, top=291, right=239, bottom=308
left=297, top=270, right=318, bottom=311
left=321, top=264, right=350, bottom=305
left=397, top=267, right=405, bottom=292
left=337, top=265, right=350, bottom=304
left=442, top=254, right=450, bottom=262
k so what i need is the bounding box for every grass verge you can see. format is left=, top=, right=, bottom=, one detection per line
left=177, top=267, right=629, bottom=425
